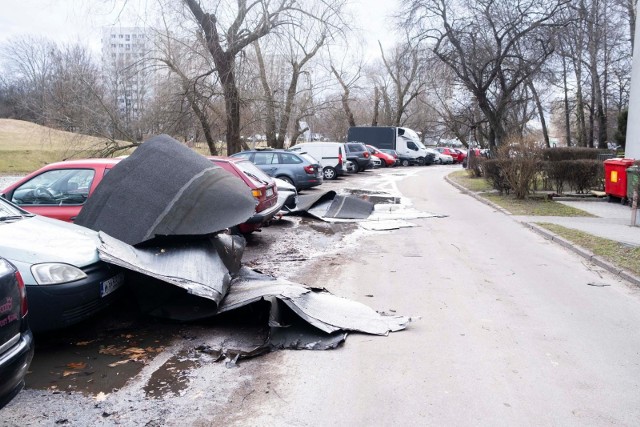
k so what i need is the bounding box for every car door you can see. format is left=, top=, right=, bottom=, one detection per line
left=7, top=167, right=101, bottom=222
left=252, top=152, right=280, bottom=177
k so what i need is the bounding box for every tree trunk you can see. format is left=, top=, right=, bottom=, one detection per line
left=371, top=86, right=379, bottom=126
left=331, top=65, right=356, bottom=128
left=562, top=56, right=572, bottom=146
left=528, top=80, right=550, bottom=147
left=254, top=42, right=277, bottom=148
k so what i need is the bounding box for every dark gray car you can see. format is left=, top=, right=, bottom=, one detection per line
left=344, top=142, right=373, bottom=173
left=231, top=149, right=323, bottom=191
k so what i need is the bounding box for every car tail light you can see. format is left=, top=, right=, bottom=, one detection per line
left=338, top=152, right=343, bottom=165
left=304, top=165, right=314, bottom=174
left=15, top=270, right=28, bottom=317
left=363, top=152, right=370, bottom=158
left=251, top=189, right=263, bottom=199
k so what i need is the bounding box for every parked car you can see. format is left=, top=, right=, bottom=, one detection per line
left=429, top=148, right=453, bottom=165
left=379, top=149, right=401, bottom=166
left=436, top=147, right=463, bottom=163
left=230, top=149, right=323, bottom=191
left=3, top=157, right=282, bottom=234
left=1, top=159, right=120, bottom=222
left=0, top=197, right=124, bottom=332
left=207, top=156, right=284, bottom=233
left=0, top=257, right=34, bottom=410
left=344, top=142, right=373, bottom=173
left=366, top=145, right=396, bottom=167
left=288, top=142, right=348, bottom=180
left=371, top=156, right=382, bottom=168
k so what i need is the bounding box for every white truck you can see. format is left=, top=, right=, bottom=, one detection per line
left=347, top=126, right=429, bottom=166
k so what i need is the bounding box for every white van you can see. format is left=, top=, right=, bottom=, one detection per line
left=288, top=142, right=348, bottom=180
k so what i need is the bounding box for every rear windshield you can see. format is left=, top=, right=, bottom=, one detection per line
left=301, top=153, right=319, bottom=164
left=347, top=143, right=365, bottom=152
left=235, top=160, right=273, bottom=186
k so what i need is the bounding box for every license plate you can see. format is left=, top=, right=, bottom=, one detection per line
left=100, top=273, right=124, bottom=297
left=266, top=188, right=274, bottom=197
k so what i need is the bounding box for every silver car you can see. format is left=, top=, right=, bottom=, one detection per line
left=0, top=197, right=123, bottom=332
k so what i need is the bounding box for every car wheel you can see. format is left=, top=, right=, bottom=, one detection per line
left=277, top=175, right=294, bottom=186
left=417, top=157, right=425, bottom=166
left=352, top=163, right=361, bottom=173
left=323, top=166, right=337, bottom=180
left=401, top=159, right=410, bottom=167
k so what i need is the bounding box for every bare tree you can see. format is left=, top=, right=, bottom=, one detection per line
left=183, top=0, right=299, bottom=154
left=406, top=0, right=570, bottom=149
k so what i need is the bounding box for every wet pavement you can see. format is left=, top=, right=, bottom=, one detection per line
left=1, top=166, right=423, bottom=415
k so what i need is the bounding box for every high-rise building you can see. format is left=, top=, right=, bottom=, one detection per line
left=101, top=26, right=156, bottom=123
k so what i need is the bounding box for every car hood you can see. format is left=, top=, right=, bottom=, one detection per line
left=0, top=215, right=100, bottom=267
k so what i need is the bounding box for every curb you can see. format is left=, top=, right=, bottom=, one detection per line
left=445, top=174, right=640, bottom=287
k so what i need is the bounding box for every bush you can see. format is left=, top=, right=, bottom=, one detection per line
left=483, top=159, right=511, bottom=194
left=542, top=159, right=603, bottom=194
left=541, top=147, right=612, bottom=161
left=495, top=137, right=543, bottom=199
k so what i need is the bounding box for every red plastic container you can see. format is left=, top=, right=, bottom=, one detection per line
left=604, top=158, right=636, bottom=199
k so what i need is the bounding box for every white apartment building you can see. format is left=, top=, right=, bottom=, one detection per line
left=101, top=26, right=156, bottom=122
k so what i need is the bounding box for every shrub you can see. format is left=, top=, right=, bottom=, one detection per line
left=567, top=159, right=603, bottom=193
left=541, top=147, right=612, bottom=161
left=495, top=137, right=543, bottom=199
left=542, top=159, right=603, bottom=194
left=483, top=159, right=511, bottom=194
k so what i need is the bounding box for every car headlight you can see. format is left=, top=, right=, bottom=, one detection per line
left=31, top=263, right=87, bottom=285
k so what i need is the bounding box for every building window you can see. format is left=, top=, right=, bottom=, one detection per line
left=125, top=34, right=130, bottom=41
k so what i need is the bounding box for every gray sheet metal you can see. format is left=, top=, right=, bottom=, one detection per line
left=220, top=268, right=410, bottom=335
left=75, top=134, right=257, bottom=246
left=97, top=232, right=245, bottom=305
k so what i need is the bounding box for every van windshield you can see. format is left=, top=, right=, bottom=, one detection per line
left=399, top=127, right=425, bottom=149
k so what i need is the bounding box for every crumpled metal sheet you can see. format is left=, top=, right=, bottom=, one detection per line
left=220, top=267, right=410, bottom=336
left=75, top=135, right=257, bottom=246
left=96, top=234, right=410, bottom=336
left=290, top=191, right=375, bottom=220
left=97, top=231, right=244, bottom=308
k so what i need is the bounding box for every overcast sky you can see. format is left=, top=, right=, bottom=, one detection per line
left=0, top=0, right=400, bottom=61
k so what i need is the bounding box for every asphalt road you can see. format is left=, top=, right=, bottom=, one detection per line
left=231, top=166, right=640, bottom=426
left=3, top=165, right=640, bottom=426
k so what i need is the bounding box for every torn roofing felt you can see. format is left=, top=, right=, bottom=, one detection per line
left=95, top=234, right=410, bottom=336
left=291, top=190, right=375, bottom=220
left=74, top=134, right=257, bottom=246
left=97, top=232, right=244, bottom=311
left=221, top=267, right=409, bottom=335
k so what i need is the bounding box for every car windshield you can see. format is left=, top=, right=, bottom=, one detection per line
left=0, top=197, right=31, bottom=221
left=235, top=160, right=273, bottom=186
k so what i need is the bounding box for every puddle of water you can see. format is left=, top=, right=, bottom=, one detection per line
left=144, top=351, right=200, bottom=398
left=26, top=300, right=182, bottom=396
left=340, top=188, right=401, bottom=205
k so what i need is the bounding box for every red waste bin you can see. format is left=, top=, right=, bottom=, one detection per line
left=604, top=158, right=636, bottom=199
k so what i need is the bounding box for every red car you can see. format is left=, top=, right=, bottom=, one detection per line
left=1, top=158, right=120, bottom=222
left=2, top=156, right=285, bottom=234
left=207, top=156, right=283, bottom=233
left=366, top=145, right=397, bottom=167
left=436, top=147, right=463, bottom=163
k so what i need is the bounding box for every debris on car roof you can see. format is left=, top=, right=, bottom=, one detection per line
left=75, top=134, right=257, bottom=246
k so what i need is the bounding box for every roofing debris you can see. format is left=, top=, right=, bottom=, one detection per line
left=75, top=134, right=257, bottom=246
left=288, top=189, right=447, bottom=230
left=77, top=135, right=412, bottom=356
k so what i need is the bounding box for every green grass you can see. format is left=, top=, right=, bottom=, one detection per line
left=536, top=223, right=640, bottom=277
left=448, top=170, right=594, bottom=217
left=448, top=170, right=493, bottom=192
left=482, top=193, right=595, bottom=216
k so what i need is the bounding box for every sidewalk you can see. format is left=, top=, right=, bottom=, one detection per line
left=514, top=200, right=640, bottom=247
left=446, top=175, right=640, bottom=286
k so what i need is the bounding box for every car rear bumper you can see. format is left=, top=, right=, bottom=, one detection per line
left=0, top=330, right=34, bottom=410
left=245, top=195, right=288, bottom=224
left=26, top=263, right=124, bottom=332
